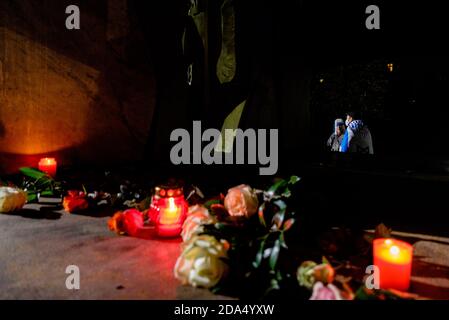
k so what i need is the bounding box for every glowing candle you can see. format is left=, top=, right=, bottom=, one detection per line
left=373, top=238, right=413, bottom=291
left=149, top=186, right=187, bottom=238
left=38, top=158, right=57, bottom=177
left=160, top=197, right=181, bottom=225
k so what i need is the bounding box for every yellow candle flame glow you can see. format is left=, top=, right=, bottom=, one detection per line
left=168, top=197, right=176, bottom=211
left=390, top=245, right=400, bottom=256
left=160, top=197, right=180, bottom=225
left=376, top=239, right=412, bottom=264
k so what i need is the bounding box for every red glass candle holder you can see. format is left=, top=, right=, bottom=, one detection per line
left=149, top=185, right=188, bottom=238
left=373, top=238, right=413, bottom=291
left=38, top=158, right=57, bottom=177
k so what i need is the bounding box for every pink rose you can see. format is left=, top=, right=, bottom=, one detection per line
left=224, top=185, right=259, bottom=218
left=310, top=282, right=343, bottom=300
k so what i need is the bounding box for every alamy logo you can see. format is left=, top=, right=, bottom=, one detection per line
left=65, top=265, right=80, bottom=290
left=66, top=5, right=80, bottom=30
left=365, top=5, right=380, bottom=30
left=170, top=121, right=278, bottom=175
left=365, top=265, right=380, bottom=289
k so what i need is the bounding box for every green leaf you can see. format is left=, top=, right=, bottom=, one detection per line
left=272, top=200, right=286, bottom=229
left=269, top=239, right=281, bottom=270
left=215, top=222, right=228, bottom=230
left=40, top=190, right=55, bottom=197
left=204, top=199, right=221, bottom=210
left=258, top=203, right=267, bottom=228
left=35, top=178, right=52, bottom=188
left=273, top=199, right=287, bottom=211
left=264, top=279, right=280, bottom=296
left=27, top=192, right=38, bottom=203
left=322, top=256, right=331, bottom=265
left=268, top=179, right=287, bottom=194
left=275, top=270, right=283, bottom=282
left=253, top=239, right=266, bottom=269
left=288, top=175, right=301, bottom=185
left=19, top=167, right=48, bottom=180
left=355, top=286, right=375, bottom=300
left=279, top=232, right=288, bottom=249
left=281, top=187, right=291, bottom=198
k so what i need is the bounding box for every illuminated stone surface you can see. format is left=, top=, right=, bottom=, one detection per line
left=0, top=0, right=155, bottom=173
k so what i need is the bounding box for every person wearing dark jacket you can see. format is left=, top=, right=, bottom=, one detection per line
left=340, top=112, right=374, bottom=154
left=327, top=118, right=346, bottom=152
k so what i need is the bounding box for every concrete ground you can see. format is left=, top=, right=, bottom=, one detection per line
left=1, top=204, right=448, bottom=300
left=0, top=204, right=231, bottom=300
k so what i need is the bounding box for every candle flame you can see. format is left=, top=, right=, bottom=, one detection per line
left=390, top=246, right=400, bottom=256
left=385, top=239, right=392, bottom=245
left=159, top=197, right=181, bottom=225
left=168, top=197, right=176, bottom=211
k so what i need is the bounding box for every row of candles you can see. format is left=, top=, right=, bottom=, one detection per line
left=36, top=157, right=413, bottom=291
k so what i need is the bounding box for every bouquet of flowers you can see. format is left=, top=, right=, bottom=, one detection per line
left=174, top=176, right=303, bottom=299
left=173, top=176, right=420, bottom=301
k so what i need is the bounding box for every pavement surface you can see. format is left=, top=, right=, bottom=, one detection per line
left=0, top=204, right=231, bottom=300
left=1, top=204, right=448, bottom=300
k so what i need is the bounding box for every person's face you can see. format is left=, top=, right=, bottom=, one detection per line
left=345, top=115, right=353, bottom=126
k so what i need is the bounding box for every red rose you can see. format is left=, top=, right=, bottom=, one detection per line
left=63, top=191, right=88, bottom=213
left=109, top=209, right=144, bottom=236
left=122, top=209, right=144, bottom=236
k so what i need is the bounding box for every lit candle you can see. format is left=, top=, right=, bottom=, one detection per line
left=160, top=197, right=181, bottom=225
left=38, top=158, right=57, bottom=177
left=149, top=186, right=187, bottom=238
left=373, top=238, right=413, bottom=291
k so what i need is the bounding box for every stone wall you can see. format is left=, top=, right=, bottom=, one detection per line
left=0, top=0, right=156, bottom=173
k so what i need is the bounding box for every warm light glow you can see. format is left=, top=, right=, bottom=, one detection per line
left=0, top=28, right=98, bottom=155
left=159, top=197, right=181, bottom=225
left=150, top=187, right=188, bottom=238
left=387, top=63, right=394, bottom=72
left=376, top=239, right=412, bottom=264
left=43, top=158, right=54, bottom=165
left=373, top=238, right=413, bottom=291
left=390, top=245, right=400, bottom=256
left=38, top=157, right=58, bottom=177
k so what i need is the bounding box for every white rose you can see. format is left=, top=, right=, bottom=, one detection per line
left=174, top=235, right=229, bottom=288
left=181, top=205, right=217, bottom=242
left=0, top=187, right=27, bottom=213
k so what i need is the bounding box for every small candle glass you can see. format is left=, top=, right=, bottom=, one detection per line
left=149, top=185, right=187, bottom=238
left=373, top=238, right=413, bottom=291
left=38, top=158, right=57, bottom=177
